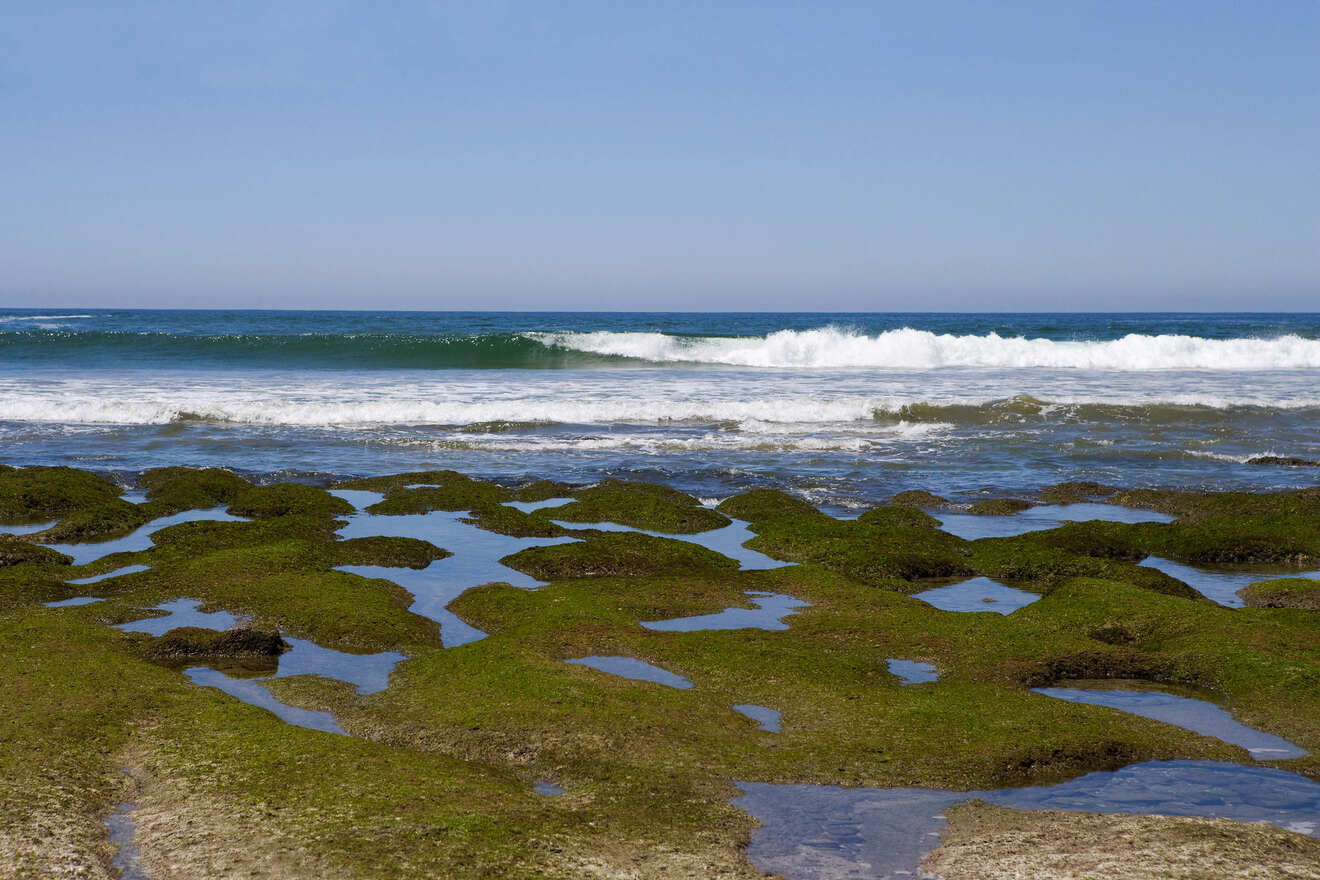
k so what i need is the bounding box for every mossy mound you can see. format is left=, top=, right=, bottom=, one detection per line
left=334, top=536, right=452, bottom=569
left=229, top=484, right=354, bottom=519
left=0, top=536, right=71, bottom=568
left=967, top=498, right=1034, bottom=516
left=501, top=532, right=738, bottom=580
left=550, top=479, right=729, bottom=533
left=340, top=470, right=511, bottom=512
left=140, top=466, right=253, bottom=511
left=1002, top=652, right=1176, bottom=688
left=0, top=466, right=123, bottom=521
left=31, top=498, right=153, bottom=543
left=460, top=505, right=568, bottom=538
left=136, top=626, right=288, bottom=660
left=745, top=504, right=974, bottom=583
left=1132, top=514, right=1320, bottom=566
left=1238, top=578, right=1320, bottom=610
left=1109, top=486, right=1320, bottom=520
left=969, top=528, right=1199, bottom=600
left=1038, top=481, right=1117, bottom=504
left=716, top=489, right=825, bottom=523
left=889, top=489, right=952, bottom=508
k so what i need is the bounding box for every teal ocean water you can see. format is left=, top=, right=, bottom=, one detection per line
left=4, top=310, right=1319, bottom=508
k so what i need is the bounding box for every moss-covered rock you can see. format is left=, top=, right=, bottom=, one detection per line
left=0, top=537, right=71, bottom=568
left=340, top=470, right=511, bottom=512
left=0, top=466, right=122, bottom=521
left=501, top=532, right=738, bottom=580
left=31, top=498, right=153, bottom=544
left=140, top=466, right=253, bottom=511
left=229, top=484, right=354, bottom=519
left=969, top=533, right=1200, bottom=601
left=716, top=489, right=825, bottom=523
left=746, top=504, right=974, bottom=583
left=889, top=489, right=952, bottom=508
left=967, top=498, right=1034, bottom=516
left=1132, top=515, right=1320, bottom=566
left=334, top=536, right=452, bottom=569
left=1238, top=578, right=1320, bottom=610
left=460, top=505, right=568, bottom=538
left=545, top=479, right=729, bottom=534
left=510, top=479, right=576, bottom=502
left=135, top=626, right=288, bottom=660
left=1038, top=481, right=1117, bottom=504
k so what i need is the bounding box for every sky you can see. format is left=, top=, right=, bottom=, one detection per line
left=2, top=1, right=1317, bottom=311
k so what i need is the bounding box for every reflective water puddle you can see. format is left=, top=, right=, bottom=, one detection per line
left=564, top=656, right=694, bottom=689
left=534, top=781, right=567, bottom=796
left=1140, top=557, right=1320, bottom=608
left=0, top=519, right=56, bottom=536
left=331, top=490, right=578, bottom=648
left=1034, top=686, right=1306, bottom=760
left=910, top=578, right=1040, bottom=615
left=184, top=667, right=346, bottom=735
left=104, top=801, right=150, bottom=880
left=887, top=659, right=938, bottom=684
left=505, top=497, right=575, bottom=513
left=68, top=563, right=151, bottom=585
left=933, top=503, right=1174, bottom=541
left=43, top=507, right=248, bottom=565
left=114, top=598, right=243, bottom=635
left=273, top=638, right=402, bottom=696
left=642, top=591, right=809, bottom=632
left=734, top=704, right=782, bottom=732
left=44, top=596, right=106, bottom=607
left=734, top=760, right=1320, bottom=880
left=547, top=513, right=791, bottom=571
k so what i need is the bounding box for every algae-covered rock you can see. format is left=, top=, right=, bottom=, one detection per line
left=0, top=465, right=122, bottom=521
left=1246, top=455, right=1320, bottom=467
left=229, top=484, right=354, bottom=519
left=716, top=489, right=825, bottom=523
left=889, top=489, right=953, bottom=509
left=1038, top=481, right=1118, bottom=503
left=460, top=504, right=568, bottom=538
left=334, top=536, right=452, bottom=569
left=1134, top=514, right=1320, bottom=566
left=32, top=498, right=153, bottom=543
left=548, top=479, right=729, bottom=534
left=1238, top=577, right=1320, bottom=610
left=967, top=498, right=1034, bottom=516
left=501, top=532, right=738, bottom=580
left=341, top=470, right=511, bottom=511
left=0, top=537, right=72, bottom=568
left=137, top=626, right=288, bottom=660
left=747, top=504, right=974, bottom=583
left=140, top=466, right=253, bottom=511
left=511, top=479, right=576, bottom=502
left=969, top=532, right=1200, bottom=600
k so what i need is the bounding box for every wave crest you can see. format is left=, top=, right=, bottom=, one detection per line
left=532, top=327, right=1320, bottom=370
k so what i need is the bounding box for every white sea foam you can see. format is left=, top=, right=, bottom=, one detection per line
left=0, top=314, right=95, bottom=322
left=530, top=328, right=1320, bottom=370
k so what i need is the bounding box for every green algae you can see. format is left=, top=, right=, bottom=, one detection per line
left=1037, top=481, right=1117, bottom=504
left=0, top=465, right=123, bottom=522
left=967, top=498, right=1034, bottom=515
left=888, top=489, right=953, bottom=508
left=502, top=531, right=739, bottom=580
left=551, top=479, right=729, bottom=533
left=460, top=504, right=568, bottom=538
left=133, top=626, right=287, bottom=660
left=7, top=467, right=1320, bottom=878
left=1238, top=578, right=1320, bottom=610
left=341, top=470, right=512, bottom=512
left=0, top=535, right=72, bottom=569
left=140, top=466, right=253, bottom=510
left=229, top=483, right=355, bottom=519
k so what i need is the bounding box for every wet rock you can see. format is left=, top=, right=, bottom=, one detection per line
left=967, top=498, right=1034, bottom=516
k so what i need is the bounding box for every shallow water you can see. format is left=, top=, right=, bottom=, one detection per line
left=104, top=801, right=150, bottom=880
left=44, top=596, right=106, bottom=607
left=504, top=497, right=575, bottom=513
left=1139, top=557, right=1320, bottom=608
left=534, top=781, right=567, bottom=796
left=734, top=704, right=782, bottom=732
left=909, top=578, right=1040, bottom=615
left=642, top=591, right=809, bottom=632
left=548, top=512, right=791, bottom=571
left=114, top=598, right=243, bottom=636
left=887, top=660, right=938, bottom=685
left=332, top=499, right=578, bottom=647
left=734, top=760, right=1320, bottom=879
left=67, top=563, right=150, bottom=585
left=272, top=638, right=402, bottom=696
left=564, top=656, right=694, bottom=689
left=43, top=507, right=248, bottom=566
left=184, top=667, right=347, bottom=735
left=933, top=503, right=1175, bottom=541
left=0, top=519, right=56, bottom=535
left=1033, top=687, right=1306, bottom=760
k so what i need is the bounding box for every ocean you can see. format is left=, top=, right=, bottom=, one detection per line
left=4, top=309, right=1319, bottom=510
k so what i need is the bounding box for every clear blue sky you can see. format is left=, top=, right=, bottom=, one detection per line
left=3, top=2, right=1317, bottom=310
